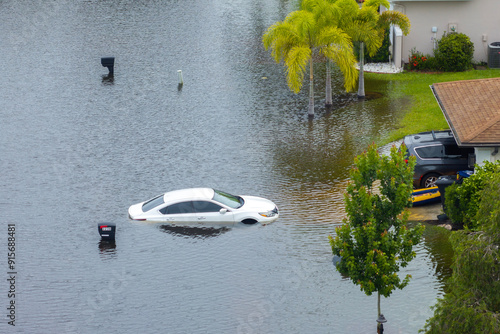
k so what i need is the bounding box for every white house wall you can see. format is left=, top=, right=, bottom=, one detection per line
left=392, top=0, right=500, bottom=65
left=475, top=147, right=500, bottom=166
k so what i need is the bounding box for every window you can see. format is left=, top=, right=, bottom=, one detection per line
left=213, top=189, right=243, bottom=209
left=415, top=145, right=443, bottom=159
left=159, top=201, right=195, bottom=215
left=142, top=194, right=165, bottom=212
left=192, top=201, right=223, bottom=213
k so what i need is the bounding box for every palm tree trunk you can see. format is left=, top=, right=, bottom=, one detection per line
left=308, top=58, right=314, bottom=118
left=358, top=42, right=365, bottom=98
left=325, top=59, right=332, bottom=108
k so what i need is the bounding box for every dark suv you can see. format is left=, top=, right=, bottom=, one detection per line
left=402, top=130, right=474, bottom=188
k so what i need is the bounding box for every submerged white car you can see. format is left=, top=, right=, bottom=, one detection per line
left=128, top=188, right=279, bottom=226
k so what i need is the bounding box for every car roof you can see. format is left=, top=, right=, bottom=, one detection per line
left=162, top=188, right=215, bottom=203
left=404, top=130, right=456, bottom=146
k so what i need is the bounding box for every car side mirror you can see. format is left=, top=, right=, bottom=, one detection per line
left=219, top=208, right=228, bottom=214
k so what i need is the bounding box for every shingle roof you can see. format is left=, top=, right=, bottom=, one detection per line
left=431, top=77, right=500, bottom=147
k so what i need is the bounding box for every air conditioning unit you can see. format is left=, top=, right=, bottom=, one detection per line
left=488, top=42, right=500, bottom=68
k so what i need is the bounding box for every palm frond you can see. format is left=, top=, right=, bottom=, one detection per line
left=363, top=0, right=390, bottom=10
left=379, top=11, right=411, bottom=35
left=286, top=10, right=317, bottom=45
left=335, top=0, right=361, bottom=31
left=317, top=26, right=353, bottom=50
left=263, top=21, right=302, bottom=63
left=308, top=0, right=342, bottom=29
left=300, top=0, right=318, bottom=12
left=284, top=46, right=311, bottom=93
left=358, top=6, right=379, bottom=23
left=322, top=44, right=358, bottom=92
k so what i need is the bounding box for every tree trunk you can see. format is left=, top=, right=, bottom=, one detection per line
left=358, top=42, right=365, bottom=98
left=325, top=59, right=332, bottom=108
left=308, top=58, right=314, bottom=118
left=378, top=291, right=381, bottom=318
left=377, top=292, right=383, bottom=334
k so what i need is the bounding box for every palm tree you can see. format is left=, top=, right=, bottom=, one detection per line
left=301, top=0, right=345, bottom=108
left=263, top=4, right=357, bottom=118
left=338, top=0, right=410, bottom=98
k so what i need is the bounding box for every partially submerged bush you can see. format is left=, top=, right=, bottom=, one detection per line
left=423, top=173, right=500, bottom=334
left=444, top=160, right=500, bottom=230
left=435, top=32, right=474, bottom=72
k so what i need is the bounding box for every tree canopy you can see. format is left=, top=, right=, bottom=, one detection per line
left=262, top=0, right=358, bottom=116
left=336, top=0, right=410, bottom=97
left=329, top=144, right=424, bottom=330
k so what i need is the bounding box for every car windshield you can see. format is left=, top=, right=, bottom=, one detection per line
left=212, top=189, right=243, bottom=209
left=142, top=194, right=165, bottom=212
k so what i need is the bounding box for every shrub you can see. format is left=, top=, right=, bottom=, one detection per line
left=435, top=32, right=474, bottom=72
left=366, top=28, right=391, bottom=63
left=408, top=48, right=435, bottom=71
left=423, top=173, right=500, bottom=334
left=354, top=29, right=391, bottom=64
left=444, top=160, right=500, bottom=230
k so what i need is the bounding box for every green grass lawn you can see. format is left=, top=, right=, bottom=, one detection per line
left=367, top=69, right=500, bottom=145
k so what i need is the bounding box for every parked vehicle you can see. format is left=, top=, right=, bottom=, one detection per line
left=128, top=188, right=279, bottom=225
left=402, top=130, right=474, bottom=188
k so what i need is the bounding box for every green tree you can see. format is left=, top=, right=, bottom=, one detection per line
left=262, top=2, right=357, bottom=117
left=337, top=0, right=410, bottom=98
left=329, top=144, right=424, bottom=332
left=423, top=173, right=500, bottom=334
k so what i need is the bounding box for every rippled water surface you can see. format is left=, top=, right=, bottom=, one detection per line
left=0, top=1, right=452, bottom=333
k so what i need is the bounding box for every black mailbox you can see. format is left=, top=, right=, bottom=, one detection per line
left=98, top=222, right=116, bottom=240
left=101, top=57, right=115, bottom=75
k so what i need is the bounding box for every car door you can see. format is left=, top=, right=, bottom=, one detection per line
left=154, top=201, right=196, bottom=224
left=192, top=200, right=235, bottom=225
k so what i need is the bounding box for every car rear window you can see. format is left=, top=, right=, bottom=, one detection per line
left=142, top=194, right=165, bottom=212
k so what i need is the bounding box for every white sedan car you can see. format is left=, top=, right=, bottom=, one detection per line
left=128, top=188, right=279, bottom=226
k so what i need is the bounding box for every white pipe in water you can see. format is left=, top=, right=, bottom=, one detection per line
left=177, top=70, right=184, bottom=85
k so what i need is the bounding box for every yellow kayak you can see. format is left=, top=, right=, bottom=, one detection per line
left=412, top=186, right=441, bottom=206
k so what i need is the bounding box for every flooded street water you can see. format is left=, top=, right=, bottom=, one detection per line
left=0, top=1, right=452, bottom=333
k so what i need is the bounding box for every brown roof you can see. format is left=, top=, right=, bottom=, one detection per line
left=431, top=77, right=500, bottom=147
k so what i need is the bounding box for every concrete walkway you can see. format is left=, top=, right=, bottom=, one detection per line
left=408, top=202, right=444, bottom=222
left=357, top=62, right=404, bottom=74
left=408, top=202, right=457, bottom=230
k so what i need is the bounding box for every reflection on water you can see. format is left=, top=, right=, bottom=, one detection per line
left=421, top=224, right=454, bottom=285
left=0, top=0, right=451, bottom=333
left=98, top=240, right=117, bottom=255
left=101, top=74, right=115, bottom=85
left=158, top=225, right=231, bottom=239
